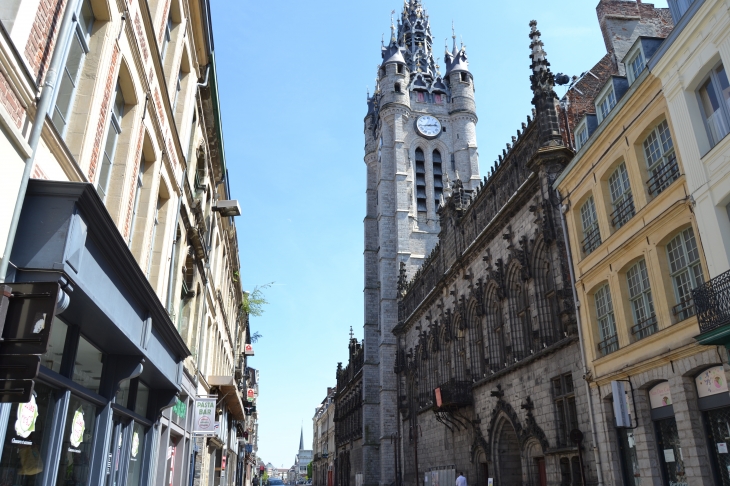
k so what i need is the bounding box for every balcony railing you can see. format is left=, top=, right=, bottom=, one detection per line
left=435, top=380, right=473, bottom=410
left=610, top=196, right=635, bottom=229
left=647, top=153, right=680, bottom=197
left=597, top=334, right=619, bottom=357
left=693, top=270, right=730, bottom=333
left=672, top=298, right=696, bottom=322
left=582, top=227, right=602, bottom=255
left=631, top=314, right=658, bottom=340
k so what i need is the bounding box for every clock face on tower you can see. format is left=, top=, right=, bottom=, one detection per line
left=416, top=115, right=442, bottom=138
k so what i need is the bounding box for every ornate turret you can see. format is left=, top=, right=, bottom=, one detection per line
left=529, top=20, right=562, bottom=147
left=398, top=0, right=437, bottom=81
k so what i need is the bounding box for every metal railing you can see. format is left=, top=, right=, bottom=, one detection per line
left=631, top=314, right=658, bottom=340
left=647, top=153, right=680, bottom=197
left=582, top=227, right=602, bottom=255
left=610, top=196, right=635, bottom=229
left=597, top=334, right=619, bottom=357
left=693, top=270, right=730, bottom=333
left=672, top=298, right=696, bottom=322
left=435, top=379, right=473, bottom=409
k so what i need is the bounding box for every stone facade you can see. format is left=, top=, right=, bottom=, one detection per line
left=336, top=337, right=365, bottom=486
left=391, top=19, right=598, bottom=486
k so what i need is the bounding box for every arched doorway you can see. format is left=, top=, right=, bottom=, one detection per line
left=495, top=419, right=522, bottom=486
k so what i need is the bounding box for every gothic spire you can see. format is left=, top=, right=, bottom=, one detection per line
left=299, top=426, right=304, bottom=451
left=397, top=0, right=436, bottom=78
left=529, top=20, right=563, bottom=147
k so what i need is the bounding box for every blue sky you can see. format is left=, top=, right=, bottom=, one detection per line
left=209, top=0, right=668, bottom=469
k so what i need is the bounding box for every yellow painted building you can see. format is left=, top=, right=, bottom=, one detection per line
left=555, top=20, right=726, bottom=486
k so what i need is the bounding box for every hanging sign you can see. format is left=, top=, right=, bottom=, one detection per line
left=70, top=408, right=85, bottom=447
left=244, top=344, right=254, bottom=356
left=14, top=394, right=38, bottom=439
left=612, top=381, right=631, bottom=428
left=649, top=382, right=673, bottom=409
left=247, top=389, right=255, bottom=402
left=696, top=366, right=729, bottom=398
left=193, top=398, right=216, bottom=434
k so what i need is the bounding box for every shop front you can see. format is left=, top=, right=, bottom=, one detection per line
left=696, top=366, right=730, bottom=485
left=0, top=180, right=189, bottom=486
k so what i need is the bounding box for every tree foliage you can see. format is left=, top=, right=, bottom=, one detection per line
left=243, top=283, right=273, bottom=317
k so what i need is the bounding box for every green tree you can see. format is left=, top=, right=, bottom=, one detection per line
left=307, top=462, right=312, bottom=480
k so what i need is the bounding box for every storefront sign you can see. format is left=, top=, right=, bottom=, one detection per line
left=696, top=366, right=729, bottom=398
left=193, top=398, right=216, bottom=434
left=649, top=382, right=673, bottom=409
left=244, top=344, right=254, bottom=356
left=173, top=398, right=187, bottom=419
left=222, top=455, right=227, bottom=471
left=247, top=389, right=255, bottom=402
left=612, top=381, right=631, bottom=428
left=70, top=408, right=85, bottom=447
left=15, top=394, right=38, bottom=438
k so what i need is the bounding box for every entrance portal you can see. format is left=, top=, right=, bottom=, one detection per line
left=496, top=420, right=522, bottom=486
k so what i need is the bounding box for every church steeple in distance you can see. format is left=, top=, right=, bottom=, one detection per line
left=299, top=426, right=304, bottom=451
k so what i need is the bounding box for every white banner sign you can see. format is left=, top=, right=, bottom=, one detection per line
left=612, top=381, right=631, bottom=428
left=193, top=398, right=216, bottom=434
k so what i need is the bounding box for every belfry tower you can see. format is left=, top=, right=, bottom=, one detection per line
left=362, top=1, right=480, bottom=484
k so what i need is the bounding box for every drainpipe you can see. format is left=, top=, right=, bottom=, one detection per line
left=0, top=0, right=83, bottom=282
left=558, top=194, right=604, bottom=486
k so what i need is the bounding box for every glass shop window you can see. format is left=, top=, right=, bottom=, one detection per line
left=135, top=382, right=149, bottom=417
left=0, top=383, right=55, bottom=486
left=72, top=335, right=104, bottom=394
left=116, top=380, right=130, bottom=408
left=655, top=417, right=685, bottom=483
left=617, top=428, right=640, bottom=486
left=56, top=395, right=98, bottom=486
left=41, top=318, right=68, bottom=373
left=696, top=366, right=730, bottom=485
left=126, top=422, right=147, bottom=486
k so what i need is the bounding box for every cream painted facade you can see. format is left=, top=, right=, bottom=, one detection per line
left=0, top=0, right=257, bottom=485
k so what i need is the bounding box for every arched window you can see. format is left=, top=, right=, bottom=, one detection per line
left=415, top=149, right=427, bottom=213
left=534, top=243, right=562, bottom=347
left=666, top=227, right=704, bottom=320
left=595, top=284, right=618, bottom=356
left=644, top=120, right=678, bottom=196
left=507, top=267, right=530, bottom=362
left=453, top=317, right=468, bottom=383
left=580, top=196, right=601, bottom=255
left=484, top=287, right=504, bottom=373
left=608, top=162, right=634, bottom=229
left=467, top=302, right=485, bottom=380
left=433, top=150, right=443, bottom=210
left=627, top=259, right=657, bottom=340
left=439, top=324, right=451, bottom=385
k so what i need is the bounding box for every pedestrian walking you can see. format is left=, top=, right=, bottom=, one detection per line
left=456, top=472, right=467, bottom=486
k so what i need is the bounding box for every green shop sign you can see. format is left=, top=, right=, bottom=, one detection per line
left=173, top=399, right=187, bottom=419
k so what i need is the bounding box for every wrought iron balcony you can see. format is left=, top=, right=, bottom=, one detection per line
left=610, top=196, right=635, bottom=229
left=582, top=227, right=602, bottom=255
left=672, top=297, right=696, bottom=322
left=647, top=153, right=680, bottom=197
left=597, top=334, right=619, bottom=357
left=435, top=379, right=473, bottom=410
left=631, top=314, right=658, bottom=341
left=693, top=270, right=730, bottom=333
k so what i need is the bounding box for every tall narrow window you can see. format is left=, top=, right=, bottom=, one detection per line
left=52, top=0, right=94, bottom=136
left=433, top=150, right=443, bottom=210
left=161, top=13, right=172, bottom=61
left=97, top=82, right=125, bottom=202
left=415, top=149, right=426, bottom=213
left=416, top=91, right=425, bottom=103
left=146, top=199, right=161, bottom=278
left=173, top=69, right=183, bottom=113
left=609, top=162, right=634, bottom=229
left=127, top=157, right=145, bottom=246
left=698, top=63, right=730, bottom=147
left=595, top=284, right=618, bottom=356
left=580, top=196, right=601, bottom=255
left=597, top=87, right=617, bottom=122
left=186, top=110, right=197, bottom=161
left=667, top=228, right=704, bottom=321
left=644, top=120, right=679, bottom=196
left=627, top=259, right=657, bottom=340
left=552, top=374, right=577, bottom=447
left=627, top=49, right=645, bottom=84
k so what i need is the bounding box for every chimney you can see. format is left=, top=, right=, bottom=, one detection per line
left=596, top=0, right=674, bottom=75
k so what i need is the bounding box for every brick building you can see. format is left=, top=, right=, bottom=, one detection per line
left=335, top=336, right=364, bottom=486
left=0, top=0, right=257, bottom=485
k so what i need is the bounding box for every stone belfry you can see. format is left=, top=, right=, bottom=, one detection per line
left=361, top=1, right=480, bottom=484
